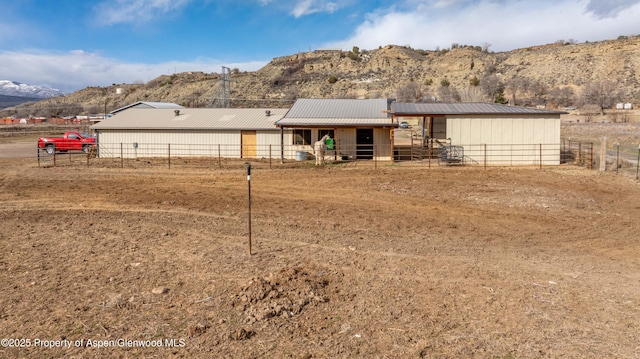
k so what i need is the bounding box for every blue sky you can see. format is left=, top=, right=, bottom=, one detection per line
left=1, top=0, right=639, bottom=93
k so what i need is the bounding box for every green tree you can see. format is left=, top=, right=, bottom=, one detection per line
left=494, top=88, right=508, bottom=104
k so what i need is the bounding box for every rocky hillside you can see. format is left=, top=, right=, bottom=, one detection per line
left=10, top=35, right=640, bottom=115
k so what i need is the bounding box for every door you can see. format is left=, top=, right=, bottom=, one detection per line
left=241, top=130, right=256, bottom=158
left=356, top=128, right=374, bottom=159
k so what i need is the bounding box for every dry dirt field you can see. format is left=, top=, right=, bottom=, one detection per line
left=1, top=148, right=640, bottom=358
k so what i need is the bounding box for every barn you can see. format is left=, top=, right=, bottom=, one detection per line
left=275, top=98, right=396, bottom=161
left=391, top=102, right=565, bottom=165
left=91, top=108, right=291, bottom=159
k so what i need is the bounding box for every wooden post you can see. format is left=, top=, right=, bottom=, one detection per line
left=374, top=144, right=377, bottom=170
left=280, top=127, right=284, bottom=164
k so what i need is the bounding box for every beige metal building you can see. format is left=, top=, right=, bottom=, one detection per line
left=391, top=102, right=565, bottom=165
left=275, top=98, right=396, bottom=161
left=91, top=108, right=291, bottom=159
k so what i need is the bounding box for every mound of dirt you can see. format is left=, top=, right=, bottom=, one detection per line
left=234, top=261, right=340, bottom=324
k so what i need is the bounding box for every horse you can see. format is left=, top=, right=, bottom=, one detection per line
left=313, top=134, right=330, bottom=165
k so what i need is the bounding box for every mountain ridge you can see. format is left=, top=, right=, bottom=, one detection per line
left=0, top=80, right=67, bottom=99
left=4, top=35, right=640, bottom=117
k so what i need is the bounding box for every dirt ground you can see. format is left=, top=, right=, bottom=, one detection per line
left=1, top=142, right=640, bottom=358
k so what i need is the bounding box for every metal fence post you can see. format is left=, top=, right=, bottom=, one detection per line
left=484, top=144, right=487, bottom=170
left=246, top=162, right=252, bottom=255
left=120, top=143, right=123, bottom=168
left=636, top=145, right=640, bottom=180
left=374, top=144, right=377, bottom=170
left=540, top=144, right=543, bottom=169
left=168, top=143, right=171, bottom=169
left=616, top=143, right=620, bottom=174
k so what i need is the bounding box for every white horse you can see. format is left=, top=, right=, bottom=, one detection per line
left=313, top=134, right=330, bottom=165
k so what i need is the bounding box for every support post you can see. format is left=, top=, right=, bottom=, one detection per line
left=168, top=143, right=171, bottom=169
left=120, top=143, right=123, bottom=168
left=374, top=144, right=377, bottom=170
left=280, top=127, right=284, bottom=164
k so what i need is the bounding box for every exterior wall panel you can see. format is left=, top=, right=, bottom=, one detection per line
left=374, top=128, right=393, bottom=161
left=97, top=130, right=293, bottom=159
left=446, top=115, right=560, bottom=165
left=336, top=128, right=356, bottom=159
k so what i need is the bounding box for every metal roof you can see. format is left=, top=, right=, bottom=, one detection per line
left=110, top=101, right=185, bottom=115
left=91, top=108, right=288, bottom=131
left=392, top=102, right=567, bottom=115
left=276, top=98, right=394, bottom=127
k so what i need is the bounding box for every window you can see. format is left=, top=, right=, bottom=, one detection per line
left=318, top=129, right=334, bottom=139
left=293, top=129, right=311, bottom=145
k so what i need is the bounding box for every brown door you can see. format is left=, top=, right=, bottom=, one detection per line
left=241, top=130, right=257, bottom=158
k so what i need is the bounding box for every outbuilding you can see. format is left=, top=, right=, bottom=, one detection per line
left=391, top=102, right=565, bottom=165
left=91, top=108, right=290, bottom=159
left=275, top=98, right=396, bottom=161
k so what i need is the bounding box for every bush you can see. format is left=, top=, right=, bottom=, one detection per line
left=328, top=75, right=338, bottom=84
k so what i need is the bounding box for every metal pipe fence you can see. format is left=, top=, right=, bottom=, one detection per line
left=34, top=140, right=605, bottom=172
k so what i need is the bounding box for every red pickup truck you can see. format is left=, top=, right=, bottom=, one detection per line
left=38, top=131, right=96, bottom=155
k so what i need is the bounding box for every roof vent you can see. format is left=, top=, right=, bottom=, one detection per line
left=174, top=110, right=180, bottom=116
left=265, top=110, right=271, bottom=116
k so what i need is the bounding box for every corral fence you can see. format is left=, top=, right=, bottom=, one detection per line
left=36, top=139, right=605, bottom=171
left=605, top=143, right=640, bottom=178
left=561, top=138, right=594, bottom=169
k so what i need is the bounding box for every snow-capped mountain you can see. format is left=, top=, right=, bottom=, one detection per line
left=0, top=80, right=67, bottom=98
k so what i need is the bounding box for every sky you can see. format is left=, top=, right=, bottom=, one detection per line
left=1, top=0, right=639, bottom=93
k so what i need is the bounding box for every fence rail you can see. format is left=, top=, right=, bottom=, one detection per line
left=34, top=139, right=609, bottom=172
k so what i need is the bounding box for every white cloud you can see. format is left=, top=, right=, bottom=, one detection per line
left=0, top=50, right=266, bottom=93
left=324, top=0, right=640, bottom=52
left=93, top=0, right=193, bottom=26
left=585, top=0, right=640, bottom=18
left=291, top=0, right=340, bottom=17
